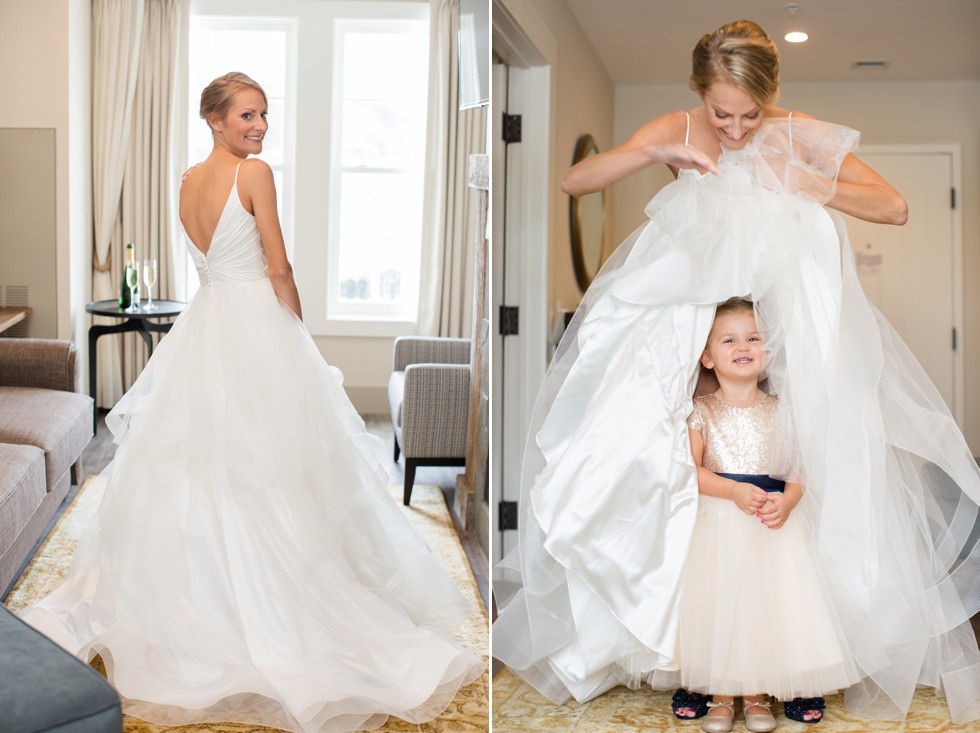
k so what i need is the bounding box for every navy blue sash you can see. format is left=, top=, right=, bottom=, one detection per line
left=716, top=473, right=785, bottom=493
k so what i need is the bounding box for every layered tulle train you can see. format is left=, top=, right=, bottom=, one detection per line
left=23, top=278, right=484, bottom=732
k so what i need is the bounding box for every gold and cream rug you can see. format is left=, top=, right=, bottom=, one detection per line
left=5, top=477, right=488, bottom=733
left=492, top=668, right=977, bottom=733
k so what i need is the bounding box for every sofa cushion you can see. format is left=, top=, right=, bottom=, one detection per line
left=388, top=370, right=406, bottom=428
left=0, top=388, right=92, bottom=493
left=0, top=605, right=122, bottom=732
left=0, top=444, right=46, bottom=558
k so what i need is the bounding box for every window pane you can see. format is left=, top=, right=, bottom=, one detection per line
left=338, top=172, right=421, bottom=238
left=342, top=30, right=428, bottom=101
left=214, top=30, right=287, bottom=96
left=341, top=100, right=414, bottom=169
left=337, top=238, right=415, bottom=304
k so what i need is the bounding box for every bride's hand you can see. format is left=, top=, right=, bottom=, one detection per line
left=652, top=143, right=719, bottom=175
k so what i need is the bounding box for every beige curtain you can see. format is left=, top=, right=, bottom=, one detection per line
left=417, top=0, right=488, bottom=339
left=91, top=0, right=144, bottom=408
left=92, top=0, right=188, bottom=406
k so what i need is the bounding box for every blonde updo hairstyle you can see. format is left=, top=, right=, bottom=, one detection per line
left=690, top=21, right=780, bottom=107
left=199, top=72, right=267, bottom=132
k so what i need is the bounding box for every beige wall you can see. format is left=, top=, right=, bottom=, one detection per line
left=523, top=0, right=614, bottom=340
left=614, top=80, right=980, bottom=450
left=0, top=0, right=92, bottom=384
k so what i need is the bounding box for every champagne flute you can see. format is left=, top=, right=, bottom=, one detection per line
left=126, top=262, right=140, bottom=312
left=143, top=258, right=158, bottom=311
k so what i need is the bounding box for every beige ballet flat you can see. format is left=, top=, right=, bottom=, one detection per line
left=701, top=699, right=735, bottom=733
left=744, top=697, right=777, bottom=733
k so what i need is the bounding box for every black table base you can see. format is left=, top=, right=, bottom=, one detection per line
left=86, top=300, right=185, bottom=432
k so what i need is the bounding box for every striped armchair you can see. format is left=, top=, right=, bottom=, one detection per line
left=387, top=336, right=470, bottom=505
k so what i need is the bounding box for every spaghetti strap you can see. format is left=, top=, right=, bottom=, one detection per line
left=788, top=110, right=793, bottom=150
left=684, top=111, right=691, bottom=146
left=233, top=160, right=244, bottom=186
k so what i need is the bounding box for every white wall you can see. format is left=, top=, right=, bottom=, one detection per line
left=0, top=0, right=91, bottom=374
left=614, top=80, right=980, bottom=450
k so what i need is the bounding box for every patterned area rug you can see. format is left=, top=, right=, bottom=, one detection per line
left=5, top=477, right=488, bottom=733
left=492, top=669, right=977, bottom=732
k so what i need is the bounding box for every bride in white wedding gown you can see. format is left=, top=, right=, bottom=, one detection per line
left=492, top=21, right=980, bottom=726
left=22, top=72, right=483, bottom=733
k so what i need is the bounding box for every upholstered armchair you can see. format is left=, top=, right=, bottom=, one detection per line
left=387, top=336, right=470, bottom=505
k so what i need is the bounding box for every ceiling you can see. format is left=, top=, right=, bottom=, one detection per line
left=563, top=0, right=980, bottom=85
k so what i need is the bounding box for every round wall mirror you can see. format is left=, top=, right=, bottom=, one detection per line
left=569, top=134, right=606, bottom=292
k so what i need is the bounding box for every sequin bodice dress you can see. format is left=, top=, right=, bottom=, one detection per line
left=678, top=392, right=859, bottom=698
left=22, top=163, right=484, bottom=732
left=689, top=393, right=778, bottom=475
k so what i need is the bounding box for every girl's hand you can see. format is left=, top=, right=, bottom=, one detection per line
left=730, top=482, right=769, bottom=515
left=757, top=491, right=799, bottom=529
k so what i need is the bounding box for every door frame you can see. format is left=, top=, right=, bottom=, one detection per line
left=853, top=144, right=964, bottom=425
left=491, top=0, right=555, bottom=562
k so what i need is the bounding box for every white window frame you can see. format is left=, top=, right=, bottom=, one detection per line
left=187, top=0, right=430, bottom=339
left=325, top=17, right=429, bottom=327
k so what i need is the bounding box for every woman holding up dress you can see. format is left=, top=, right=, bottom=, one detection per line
left=492, top=20, right=980, bottom=725
left=23, top=72, right=483, bottom=733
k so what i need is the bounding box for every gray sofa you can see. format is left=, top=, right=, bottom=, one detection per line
left=0, top=603, right=122, bottom=732
left=0, top=338, right=93, bottom=596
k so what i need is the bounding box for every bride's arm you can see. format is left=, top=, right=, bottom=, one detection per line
left=240, top=159, right=303, bottom=320
left=790, top=111, right=908, bottom=225
left=830, top=153, right=908, bottom=225
left=561, top=111, right=718, bottom=197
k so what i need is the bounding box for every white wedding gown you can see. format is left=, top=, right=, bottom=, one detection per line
left=22, top=165, right=484, bottom=732
left=492, top=117, right=980, bottom=723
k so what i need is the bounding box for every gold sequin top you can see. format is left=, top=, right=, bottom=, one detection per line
left=687, top=393, right=779, bottom=474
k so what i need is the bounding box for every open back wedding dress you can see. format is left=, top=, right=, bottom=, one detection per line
left=23, top=163, right=484, bottom=733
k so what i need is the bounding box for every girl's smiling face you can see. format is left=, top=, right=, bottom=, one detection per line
left=210, top=88, right=268, bottom=157
left=701, top=310, right=765, bottom=382
left=702, top=81, right=764, bottom=150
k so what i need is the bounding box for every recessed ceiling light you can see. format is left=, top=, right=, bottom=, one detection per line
left=785, top=31, right=808, bottom=43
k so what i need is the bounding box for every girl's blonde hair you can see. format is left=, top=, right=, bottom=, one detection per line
left=714, top=296, right=755, bottom=320
left=199, top=72, right=267, bottom=130
left=690, top=21, right=780, bottom=107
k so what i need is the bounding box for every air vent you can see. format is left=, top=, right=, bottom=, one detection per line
left=5, top=285, right=29, bottom=307
left=852, top=60, right=889, bottom=70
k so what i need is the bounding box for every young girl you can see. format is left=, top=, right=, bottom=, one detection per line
left=683, top=298, right=859, bottom=732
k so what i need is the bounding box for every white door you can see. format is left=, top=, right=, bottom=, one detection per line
left=843, top=150, right=961, bottom=420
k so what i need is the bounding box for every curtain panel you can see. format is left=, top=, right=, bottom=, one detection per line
left=417, top=0, right=488, bottom=339
left=91, top=0, right=188, bottom=408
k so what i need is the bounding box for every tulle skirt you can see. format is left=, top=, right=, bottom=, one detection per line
left=22, top=277, right=484, bottom=732
left=677, top=496, right=860, bottom=699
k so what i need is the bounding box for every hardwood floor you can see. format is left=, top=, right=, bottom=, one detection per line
left=73, top=410, right=489, bottom=609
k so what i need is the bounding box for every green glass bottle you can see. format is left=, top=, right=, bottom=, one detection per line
left=119, top=243, right=135, bottom=308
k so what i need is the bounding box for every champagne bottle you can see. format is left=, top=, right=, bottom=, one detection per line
left=119, top=243, right=136, bottom=308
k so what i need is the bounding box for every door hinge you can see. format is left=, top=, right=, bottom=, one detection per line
left=499, top=305, right=519, bottom=336
left=499, top=500, right=519, bottom=531
left=502, top=113, right=522, bottom=144
left=951, top=188, right=956, bottom=209
left=953, top=327, right=958, bottom=351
